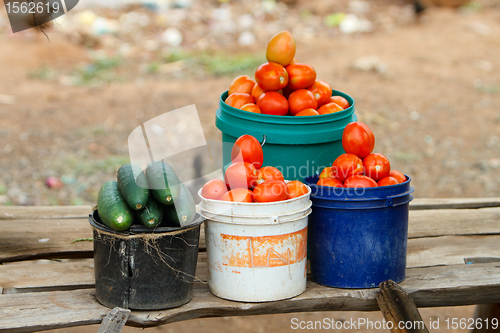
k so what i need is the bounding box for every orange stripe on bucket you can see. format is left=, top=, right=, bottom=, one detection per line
left=221, top=227, right=307, bottom=268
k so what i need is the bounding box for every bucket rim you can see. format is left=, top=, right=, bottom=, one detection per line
left=219, top=90, right=355, bottom=124
left=89, top=210, right=205, bottom=236
left=202, top=208, right=312, bottom=226
left=197, top=184, right=311, bottom=206
left=304, top=175, right=414, bottom=201
left=200, top=200, right=312, bottom=221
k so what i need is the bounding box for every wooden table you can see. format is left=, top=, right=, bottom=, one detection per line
left=1, top=198, right=500, bottom=332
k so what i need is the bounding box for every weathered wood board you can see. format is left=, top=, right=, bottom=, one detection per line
left=1, top=234, right=499, bottom=295
left=0, top=263, right=499, bottom=332
left=2, top=206, right=499, bottom=263
left=409, top=198, right=500, bottom=210
left=0, top=206, right=93, bottom=220
left=0, top=200, right=499, bottom=333
left=0, top=218, right=94, bottom=263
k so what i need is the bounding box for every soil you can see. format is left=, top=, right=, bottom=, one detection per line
left=0, top=1, right=499, bottom=332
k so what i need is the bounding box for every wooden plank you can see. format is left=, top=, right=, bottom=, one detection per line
left=408, top=207, right=500, bottom=238
left=0, top=259, right=96, bottom=294
left=1, top=234, right=498, bottom=294
left=0, top=218, right=94, bottom=263
left=1, top=263, right=499, bottom=332
left=410, top=198, right=500, bottom=210
left=0, top=206, right=92, bottom=220
left=0, top=219, right=206, bottom=264
left=377, top=280, right=429, bottom=333
left=0, top=288, right=108, bottom=332
left=0, top=257, right=209, bottom=294
left=407, top=235, right=500, bottom=268
left=0, top=205, right=497, bottom=264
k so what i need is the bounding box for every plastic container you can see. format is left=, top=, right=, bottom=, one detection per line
left=89, top=210, right=204, bottom=310
left=304, top=175, right=414, bottom=289
left=199, top=187, right=311, bottom=302
left=216, top=90, right=356, bottom=181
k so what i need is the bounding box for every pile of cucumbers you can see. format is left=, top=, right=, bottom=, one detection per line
left=96, top=161, right=196, bottom=231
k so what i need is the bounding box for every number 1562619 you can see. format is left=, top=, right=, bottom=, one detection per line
left=446, top=318, right=499, bottom=330
left=5, top=1, right=61, bottom=14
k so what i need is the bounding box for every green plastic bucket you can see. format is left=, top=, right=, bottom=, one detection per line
left=216, top=90, right=356, bottom=181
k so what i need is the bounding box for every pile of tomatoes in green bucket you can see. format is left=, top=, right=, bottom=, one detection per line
left=216, top=31, right=358, bottom=181
left=223, top=31, right=351, bottom=116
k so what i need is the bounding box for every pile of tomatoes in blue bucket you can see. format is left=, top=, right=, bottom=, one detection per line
left=304, top=121, right=414, bottom=289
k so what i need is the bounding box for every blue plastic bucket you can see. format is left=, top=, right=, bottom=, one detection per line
left=304, top=175, right=414, bottom=288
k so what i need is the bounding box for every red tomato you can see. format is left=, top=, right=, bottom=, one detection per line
left=288, top=89, right=317, bottom=116
left=201, top=179, right=228, bottom=200
left=285, top=63, right=316, bottom=90
left=257, top=166, right=284, bottom=184
left=286, top=180, right=309, bottom=199
left=316, top=178, right=343, bottom=187
left=330, top=96, right=350, bottom=109
left=332, top=153, right=364, bottom=182
left=224, top=162, right=259, bottom=189
left=255, top=62, right=289, bottom=91
left=378, top=176, right=399, bottom=187
left=344, top=175, right=378, bottom=188
left=342, top=122, right=375, bottom=159
left=363, top=153, right=391, bottom=181
left=319, top=166, right=334, bottom=179
left=308, top=80, right=332, bottom=107
left=251, top=83, right=265, bottom=101
left=225, top=93, right=254, bottom=109
left=295, top=108, right=319, bottom=116
left=240, top=103, right=261, bottom=113
left=228, top=75, right=255, bottom=96
left=220, top=188, right=253, bottom=202
left=257, top=91, right=289, bottom=116
left=231, top=135, right=264, bottom=168
left=389, top=170, right=406, bottom=183
left=266, top=31, right=296, bottom=67
left=318, top=102, right=343, bottom=115
left=253, top=180, right=288, bottom=202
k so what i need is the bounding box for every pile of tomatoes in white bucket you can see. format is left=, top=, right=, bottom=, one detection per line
left=201, top=135, right=309, bottom=203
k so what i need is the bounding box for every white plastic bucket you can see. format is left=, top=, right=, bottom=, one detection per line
left=199, top=186, right=311, bottom=302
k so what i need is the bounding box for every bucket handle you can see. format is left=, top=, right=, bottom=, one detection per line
left=261, top=135, right=267, bottom=147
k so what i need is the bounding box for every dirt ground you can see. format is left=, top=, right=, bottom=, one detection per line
left=1, top=0, right=499, bottom=332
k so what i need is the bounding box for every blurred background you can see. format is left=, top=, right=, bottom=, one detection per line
left=0, top=0, right=499, bottom=331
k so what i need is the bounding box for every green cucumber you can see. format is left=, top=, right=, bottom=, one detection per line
left=117, top=164, right=149, bottom=210
left=164, top=183, right=196, bottom=227
left=146, top=161, right=180, bottom=206
left=137, top=196, right=164, bottom=228
left=97, top=181, right=134, bottom=231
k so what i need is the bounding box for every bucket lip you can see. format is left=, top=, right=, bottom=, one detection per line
left=219, top=90, right=355, bottom=124
left=89, top=210, right=204, bottom=235
left=200, top=200, right=312, bottom=219
left=197, top=183, right=311, bottom=206
left=202, top=208, right=312, bottom=226
left=304, top=174, right=414, bottom=201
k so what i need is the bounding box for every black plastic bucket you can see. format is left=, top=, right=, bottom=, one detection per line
left=89, top=210, right=204, bottom=310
